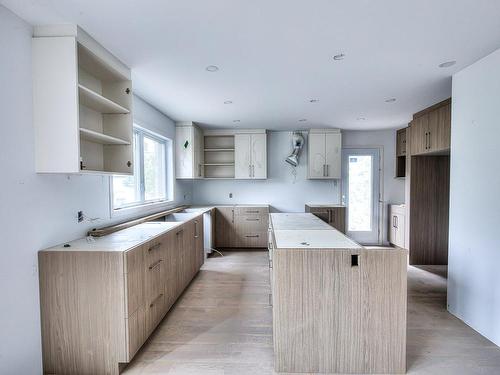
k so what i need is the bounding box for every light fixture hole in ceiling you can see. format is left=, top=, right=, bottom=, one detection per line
left=333, top=53, right=346, bottom=61
left=357, top=117, right=366, bottom=121
left=299, top=119, right=307, bottom=122
left=233, top=120, right=240, bottom=123
left=385, top=98, right=397, bottom=103
left=206, top=65, right=219, bottom=72
left=224, top=100, right=232, bottom=104
left=309, top=99, right=320, bottom=103
left=439, top=60, right=456, bottom=68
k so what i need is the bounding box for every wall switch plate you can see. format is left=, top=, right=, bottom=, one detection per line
left=229, top=193, right=233, bottom=198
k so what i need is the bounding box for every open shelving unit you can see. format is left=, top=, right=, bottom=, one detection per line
left=203, top=135, right=235, bottom=178
left=33, top=25, right=133, bottom=175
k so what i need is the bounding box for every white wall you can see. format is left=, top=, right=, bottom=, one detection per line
left=0, top=6, right=191, bottom=373
left=447, top=48, right=500, bottom=346
left=192, top=129, right=404, bottom=244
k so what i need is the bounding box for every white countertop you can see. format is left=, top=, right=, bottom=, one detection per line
left=42, top=221, right=184, bottom=253
left=273, top=229, right=361, bottom=249
left=270, top=213, right=362, bottom=250
left=270, top=213, right=332, bottom=230
left=305, top=203, right=346, bottom=208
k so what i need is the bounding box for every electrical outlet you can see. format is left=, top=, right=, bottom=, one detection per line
left=77, top=211, right=84, bottom=223
left=229, top=193, right=233, bottom=198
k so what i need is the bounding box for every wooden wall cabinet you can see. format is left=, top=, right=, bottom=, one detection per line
left=305, top=204, right=346, bottom=233
left=175, top=122, right=204, bottom=179
left=33, top=25, right=133, bottom=175
left=308, top=129, right=342, bottom=179
left=395, top=127, right=407, bottom=178
left=39, top=216, right=204, bottom=375
left=409, top=99, right=451, bottom=156
left=389, top=205, right=406, bottom=248
left=214, top=206, right=269, bottom=248
left=235, top=133, right=267, bottom=179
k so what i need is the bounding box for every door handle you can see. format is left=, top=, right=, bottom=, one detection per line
left=328, top=210, right=332, bottom=223
left=428, top=131, right=431, bottom=150
left=395, top=216, right=398, bottom=229
left=148, top=259, right=163, bottom=270
left=323, top=164, right=326, bottom=177
left=194, top=220, right=199, bottom=238
left=326, top=164, right=329, bottom=177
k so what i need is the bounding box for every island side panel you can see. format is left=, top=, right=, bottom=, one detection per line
left=272, top=248, right=364, bottom=373
left=361, top=249, right=408, bottom=374
left=38, top=251, right=126, bottom=375
left=272, top=247, right=407, bottom=374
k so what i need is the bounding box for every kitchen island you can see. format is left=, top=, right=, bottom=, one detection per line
left=268, top=213, right=407, bottom=374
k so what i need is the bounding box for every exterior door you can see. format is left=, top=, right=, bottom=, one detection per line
left=342, top=148, right=381, bottom=245
left=251, top=133, right=267, bottom=178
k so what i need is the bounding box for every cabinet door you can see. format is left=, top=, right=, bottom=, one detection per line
left=396, top=129, right=407, bottom=156
left=251, top=133, right=267, bottom=179
left=175, top=126, right=194, bottom=178
left=325, top=133, right=341, bottom=178
left=395, top=214, right=405, bottom=248
left=235, top=134, right=251, bottom=179
left=215, top=207, right=236, bottom=248
left=427, top=109, right=440, bottom=153
left=434, top=103, right=451, bottom=152
left=308, top=133, right=326, bottom=178
left=330, top=207, right=346, bottom=233
left=409, top=115, right=428, bottom=155
left=193, top=126, right=204, bottom=178
left=125, top=246, right=145, bottom=317
left=194, top=218, right=204, bottom=269
left=389, top=214, right=397, bottom=245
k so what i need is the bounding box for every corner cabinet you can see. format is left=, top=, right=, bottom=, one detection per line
left=33, top=25, right=133, bottom=175
left=177, top=128, right=267, bottom=180
left=175, top=122, right=204, bottom=179
left=307, top=129, right=342, bottom=179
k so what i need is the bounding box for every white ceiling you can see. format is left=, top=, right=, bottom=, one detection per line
left=3, top=0, right=500, bottom=130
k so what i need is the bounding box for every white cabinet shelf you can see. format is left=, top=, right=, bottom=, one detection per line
left=33, top=25, right=133, bottom=175
left=79, top=128, right=130, bottom=145
left=78, top=84, right=129, bottom=114
left=204, top=148, right=235, bottom=152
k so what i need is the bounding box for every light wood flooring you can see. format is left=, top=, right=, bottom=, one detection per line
left=122, top=251, right=500, bottom=374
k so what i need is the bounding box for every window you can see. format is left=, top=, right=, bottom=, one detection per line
left=112, top=127, right=172, bottom=211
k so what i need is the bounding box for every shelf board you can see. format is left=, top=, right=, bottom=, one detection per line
left=204, top=148, right=235, bottom=152
left=203, top=163, right=235, bottom=166
left=78, top=84, right=130, bottom=114
left=79, top=128, right=130, bottom=145
left=78, top=44, right=128, bottom=82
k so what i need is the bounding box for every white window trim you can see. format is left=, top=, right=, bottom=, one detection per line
left=110, top=124, right=175, bottom=218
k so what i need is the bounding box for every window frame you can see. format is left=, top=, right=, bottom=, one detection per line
left=110, top=124, right=174, bottom=217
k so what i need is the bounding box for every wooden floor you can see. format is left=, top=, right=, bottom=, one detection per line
left=122, top=250, right=500, bottom=375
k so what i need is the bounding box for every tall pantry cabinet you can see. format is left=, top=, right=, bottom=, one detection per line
left=33, top=25, right=134, bottom=175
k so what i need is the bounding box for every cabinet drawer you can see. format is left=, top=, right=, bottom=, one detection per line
left=145, top=257, right=163, bottom=306
left=145, top=237, right=163, bottom=265
left=238, top=232, right=267, bottom=247
left=125, top=245, right=145, bottom=317
left=145, top=292, right=165, bottom=335
left=236, top=215, right=268, bottom=232
left=126, top=305, right=146, bottom=360
left=235, top=206, right=269, bottom=216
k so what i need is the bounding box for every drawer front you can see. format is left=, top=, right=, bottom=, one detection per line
left=126, top=305, right=146, bottom=360
left=238, top=232, right=267, bottom=248
left=145, top=292, right=165, bottom=335
left=125, top=245, right=145, bottom=317
left=235, top=206, right=269, bottom=216
left=145, top=257, right=164, bottom=306
left=236, top=215, right=268, bottom=232
left=145, top=237, right=163, bottom=266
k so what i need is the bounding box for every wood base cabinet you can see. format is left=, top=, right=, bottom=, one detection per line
left=214, top=205, right=269, bottom=248
left=39, top=216, right=204, bottom=375
left=305, top=204, right=346, bottom=233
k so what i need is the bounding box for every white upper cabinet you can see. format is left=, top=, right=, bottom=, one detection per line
left=235, top=132, right=267, bottom=179
left=175, top=122, right=204, bottom=179
left=33, top=25, right=133, bottom=175
left=307, top=129, right=342, bottom=179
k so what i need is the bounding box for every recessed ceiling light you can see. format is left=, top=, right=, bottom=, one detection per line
left=333, top=53, right=346, bottom=61
left=439, top=61, right=456, bottom=68
left=309, top=99, right=320, bottom=103
left=224, top=100, right=232, bottom=104
left=385, top=98, right=397, bottom=103
left=206, top=65, right=219, bottom=72
left=357, top=117, right=366, bottom=121
left=299, top=119, right=307, bottom=122
left=233, top=119, right=240, bottom=123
